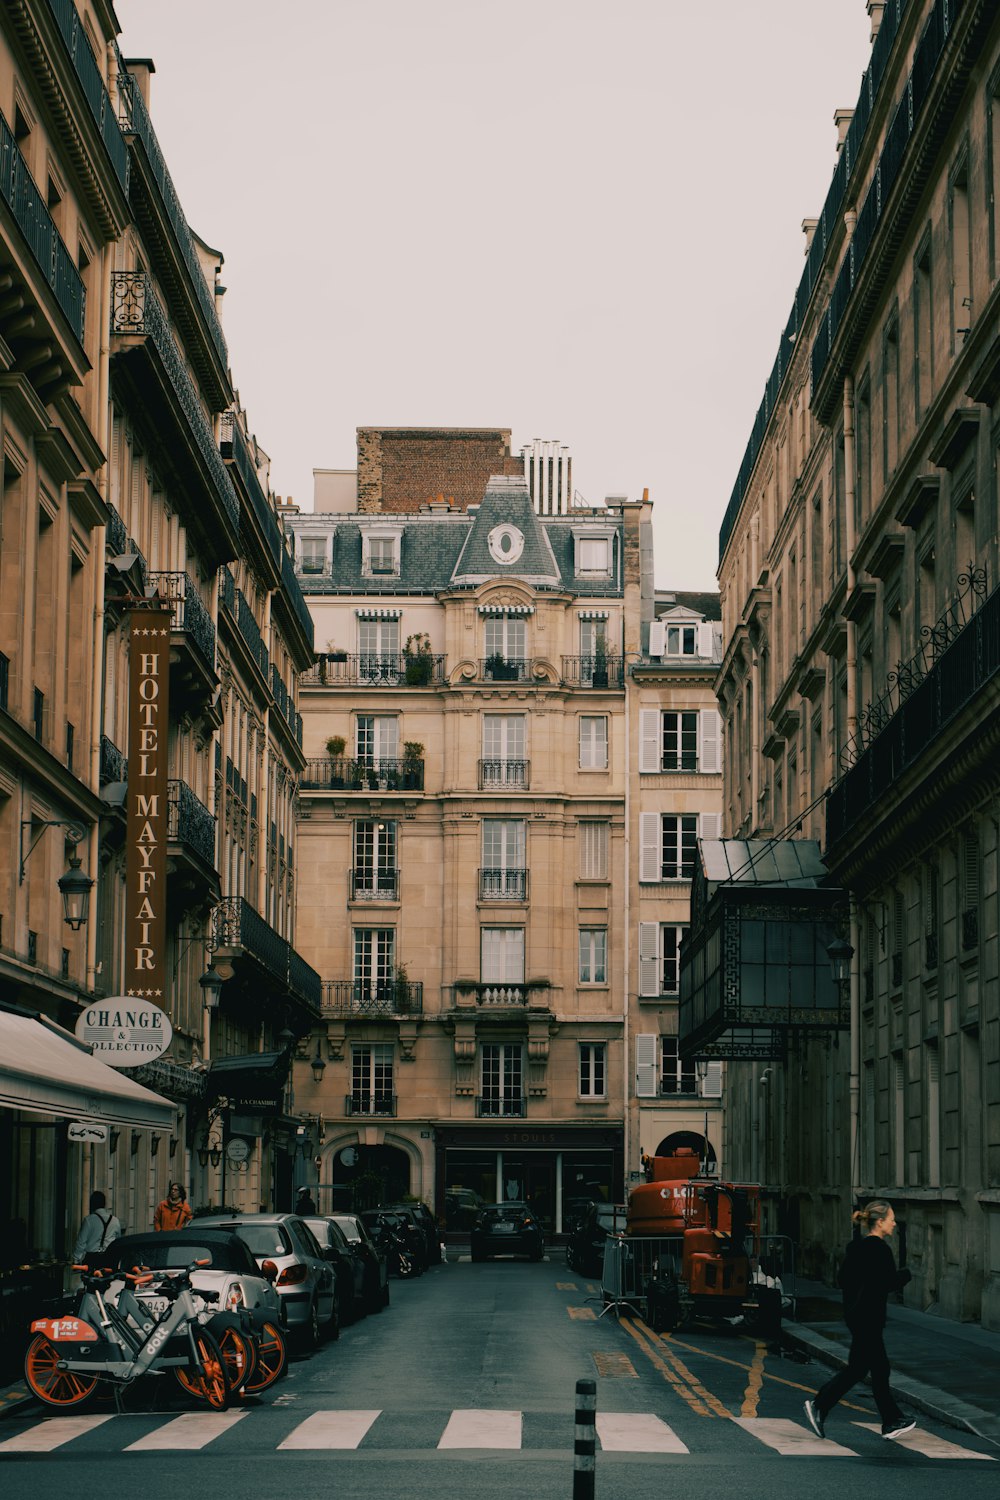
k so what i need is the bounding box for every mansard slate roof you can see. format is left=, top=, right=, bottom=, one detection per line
left=291, top=476, right=624, bottom=597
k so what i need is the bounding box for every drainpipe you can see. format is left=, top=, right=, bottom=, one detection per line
left=622, top=650, right=632, bottom=1195
left=843, top=373, right=861, bottom=1207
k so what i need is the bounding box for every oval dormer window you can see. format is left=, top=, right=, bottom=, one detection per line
left=487, top=523, right=525, bottom=565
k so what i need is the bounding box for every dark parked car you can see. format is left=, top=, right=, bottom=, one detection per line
left=379, top=1201, right=441, bottom=1265
left=195, top=1212, right=337, bottom=1347
left=470, top=1201, right=544, bottom=1262
left=302, top=1215, right=368, bottom=1324
left=360, top=1209, right=424, bottom=1275
left=565, top=1202, right=628, bottom=1277
left=330, top=1212, right=390, bottom=1312
left=562, top=1196, right=598, bottom=1237
left=100, top=1229, right=282, bottom=1319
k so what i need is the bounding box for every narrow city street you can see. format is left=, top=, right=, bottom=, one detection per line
left=1, top=1257, right=995, bottom=1500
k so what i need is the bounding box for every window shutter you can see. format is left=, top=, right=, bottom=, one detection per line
left=698, top=709, right=720, bottom=773
left=699, top=1060, right=723, bottom=1098
left=648, top=621, right=666, bottom=657
left=699, top=812, right=722, bottom=842
left=638, top=922, right=660, bottom=996
left=697, top=622, right=715, bottom=658
left=639, top=812, right=661, bottom=882
left=639, top=709, right=661, bottom=773
left=635, top=1034, right=658, bottom=1098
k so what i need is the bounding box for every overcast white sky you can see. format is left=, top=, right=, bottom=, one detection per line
left=119, top=0, right=873, bottom=590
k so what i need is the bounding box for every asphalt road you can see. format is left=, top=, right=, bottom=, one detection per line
left=1, top=1254, right=996, bottom=1500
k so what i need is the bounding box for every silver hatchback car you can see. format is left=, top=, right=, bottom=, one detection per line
left=195, top=1212, right=337, bottom=1347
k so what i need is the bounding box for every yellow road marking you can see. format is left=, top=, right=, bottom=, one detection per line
left=556, top=1282, right=577, bottom=1290
left=621, top=1317, right=712, bottom=1416
left=741, top=1340, right=766, bottom=1416
left=568, top=1306, right=596, bottom=1319
left=592, top=1351, right=638, bottom=1378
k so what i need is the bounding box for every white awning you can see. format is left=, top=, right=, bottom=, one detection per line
left=355, top=608, right=402, bottom=619
left=0, top=1008, right=176, bottom=1130
left=476, top=605, right=535, bottom=616
left=579, top=610, right=610, bottom=619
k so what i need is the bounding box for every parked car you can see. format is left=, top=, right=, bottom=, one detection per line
left=330, top=1212, right=390, bottom=1312
left=445, top=1187, right=485, bottom=1232
left=470, top=1201, right=544, bottom=1262
left=360, top=1209, right=424, bottom=1276
left=101, top=1229, right=282, bottom=1320
left=562, top=1196, right=599, bottom=1238
left=194, top=1213, right=337, bottom=1347
left=302, top=1215, right=368, bottom=1324
left=565, top=1202, right=628, bottom=1277
left=379, top=1201, right=441, bottom=1265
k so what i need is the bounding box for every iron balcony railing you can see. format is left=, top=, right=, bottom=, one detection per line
left=345, top=1094, right=397, bottom=1118
left=478, top=759, right=529, bottom=790
left=236, top=588, right=269, bottom=679
left=476, top=984, right=526, bottom=1006
left=0, top=109, right=85, bottom=343
left=280, top=545, right=315, bottom=654
left=44, top=0, right=130, bottom=192
left=320, top=980, right=423, bottom=1017
left=110, top=272, right=239, bottom=534
left=561, top=655, right=624, bottom=688
left=99, top=734, right=127, bottom=786
left=219, top=411, right=283, bottom=572
left=116, top=71, right=228, bottom=371
left=479, top=869, right=528, bottom=901
left=300, top=653, right=446, bottom=687
left=105, top=505, right=128, bottom=557
left=210, top=896, right=321, bottom=1016
left=826, top=577, right=1000, bottom=848
left=479, top=656, right=531, bottom=682
left=475, top=1096, right=526, bottom=1118
left=146, top=570, right=217, bottom=671
left=300, top=757, right=424, bottom=792
left=219, top=564, right=236, bottom=616
left=350, top=868, right=400, bottom=901
left=167, top=780, right=216, bottom=867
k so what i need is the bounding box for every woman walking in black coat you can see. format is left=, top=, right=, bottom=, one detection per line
left=804, top=1200, right=915, bottom=1441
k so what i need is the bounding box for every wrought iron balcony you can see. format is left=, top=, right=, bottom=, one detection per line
left=279, top=545, right=315, bottom=656
left=220, top=410, right=283, bottom=574
left=167, top=780, right=216, bottom=868
left=235, top=588, right=269, bottom=679
left=116, top=71, right=228, bottom=376
left=110, top=272, right=239, bottom=536
left=350, top=868, right=400, bottom=901
left=561, top=655, right=624, bottom=688
left=300, top=756, right=424, bottom=792
left=44, top=0, right=130, bottom=192
left=99, top=735, right=127, bottom=786
left=479, top=868, right=528, bottom=901
left=320, top=979, right=423, bottom=1017
left=300, top=653, right=446, bottom=687
left=476, top=984, right=526, bottom=1007
left=479, top=656, right=530, bottom=682
left=475, top=1096, right=526, bottom=1118
left=345, top=1093, right=397, bottom=1118
left=0, top=110, right=85, bottom=344
left=209, top=896, right=321, bottom=1018
left=146, top=570, right=216, bottom=672
left=478, top=759, right=529, bottom=790
left=0, top=651, right=8, bottom=713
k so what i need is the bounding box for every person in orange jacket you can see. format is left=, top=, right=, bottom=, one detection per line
left=154, top=1181, right=193, bottom=1231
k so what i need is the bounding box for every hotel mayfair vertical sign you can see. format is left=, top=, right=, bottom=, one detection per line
left=124, top=608, right=171, bottom=1001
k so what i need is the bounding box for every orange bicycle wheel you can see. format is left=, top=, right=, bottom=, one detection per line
left=242, top=1319, right=287, bottom=1394
left=217, top=1324, right=256, bottom=1392
left=24, top=1335, right=99, bottom=1408
left=174, top=1329, right=231, bottom=1410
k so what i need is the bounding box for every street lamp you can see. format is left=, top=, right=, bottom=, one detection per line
left=57, top=852, right=94, bottom=930
left=311, top=1041, right=327, bottom=1084
left=826, top=935, right=854, bottom=988
left=199, top=965, right=224, bottom=1010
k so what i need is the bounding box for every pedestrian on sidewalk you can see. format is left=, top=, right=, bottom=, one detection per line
left=804, top=1200, right=915, bottom=1442
left=296, top=1185, right=317, bottom=1215
left=72, top=1190, right=121, bottom=1269
left=154, top=1181, right=193, bottom=1231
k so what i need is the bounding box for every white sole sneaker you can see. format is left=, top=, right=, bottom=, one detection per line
left=882, top=1419, right=916, bottom=1440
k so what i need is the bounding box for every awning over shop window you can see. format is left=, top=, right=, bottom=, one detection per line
left=0, top=1004, right=176, bottom=1130
left=208, top=1051, right=290, bottom=1114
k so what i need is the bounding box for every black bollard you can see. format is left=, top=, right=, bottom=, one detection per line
left=574, top=1377, right=596, bottom=1499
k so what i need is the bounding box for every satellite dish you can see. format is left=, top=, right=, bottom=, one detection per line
left=339, top=1146, right=359, bottom=1167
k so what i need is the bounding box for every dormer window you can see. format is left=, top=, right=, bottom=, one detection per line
left=362, top=529, right=401, bottom=577
left=299, top=536, right=329, bottom=575
left=666, top=624, right=696, bottom=656
left=572, top=526, right=615, bottom=579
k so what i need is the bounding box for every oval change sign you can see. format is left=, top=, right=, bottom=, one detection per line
left=76, top=998, right=172, bottom=1065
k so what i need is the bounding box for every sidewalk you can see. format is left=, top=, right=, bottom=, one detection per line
left=785, top=1276, right=1000, bottom=1447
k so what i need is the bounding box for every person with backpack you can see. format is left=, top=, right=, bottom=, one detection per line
left=71, top=1190, right=121, bottom=1269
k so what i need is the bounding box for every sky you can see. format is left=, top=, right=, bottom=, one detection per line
left=118, top=0, right=874, bottom=591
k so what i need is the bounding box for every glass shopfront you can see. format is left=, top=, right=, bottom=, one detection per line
left=438, top=1127, right=623, bottom=1238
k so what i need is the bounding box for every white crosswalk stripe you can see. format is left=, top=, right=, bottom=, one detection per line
left=277, top=1410, right=382, bottom=1450
left=596, top=1413, right=688, bottom=1452
left=732, top=1416, right=857, bottom=1456
left=0, top=1414, right=114, bottom=1452
left=438, top=1408, right=521, bottom=1448
left=124, top=1410, right=247, bottom=1451
left=854, top=1422, right=995, bottom=1459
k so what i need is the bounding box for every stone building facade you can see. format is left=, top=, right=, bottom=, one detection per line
left=713, top=0, right=1000, bottom=1325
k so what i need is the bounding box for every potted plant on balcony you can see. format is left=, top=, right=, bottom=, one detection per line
left=486, top=652, right=517, bottom=682
left=325, top=735, right=346, bottom=787
left=326, top=640, right=348, bottom=662
left=394, top=962, right=411, bottom=1013
left=401, top=741, right=424, bottom=790
left=591, top=640, right=609, bottom=688
left=404, top=633, right=434, bottom=685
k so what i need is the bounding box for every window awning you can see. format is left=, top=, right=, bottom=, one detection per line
left=579, top=610, right=610, bottom=620
left=0, top=1005, right=176, bottom=1130
left=355, top=608, right=401, bottom=619
left=477, top=605, right=534, bottom=615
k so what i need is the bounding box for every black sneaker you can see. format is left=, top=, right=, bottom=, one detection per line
left=803, top=1399, right=825, bottom=1438
left=881, top=1417, right=916, bottom=1440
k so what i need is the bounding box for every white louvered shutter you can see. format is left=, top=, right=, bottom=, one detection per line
left=635, top=1034, right=658, bottom=1098
left=698, top=709, right=721, bottom=773
left=699, top=1061, right=723, bottom=1098
left=639, top=709, right=661, bottom=773
left=639, top=922, right=660, bottom=997
left=648, top=621, right=666, bottom=657
left=697, top=623, right=715, bottom=658
left=699, top=812, right=722, bottom=842
left=639, top=813, right=661, bottom=882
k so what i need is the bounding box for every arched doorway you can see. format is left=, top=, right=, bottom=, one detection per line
left=654, top=1132, right=717, bottom=1171
left=329, top=1143, right=412, bottom=1211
